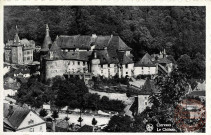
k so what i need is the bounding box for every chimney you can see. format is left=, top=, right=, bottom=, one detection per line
left=92, top=34, right=97, bottom=38
left=94, top=51, right=97, bottom=59
left=163, top=49, right=166, bottom=58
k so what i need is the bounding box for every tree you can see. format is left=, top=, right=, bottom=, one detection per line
left=191, top=52, right=205, bottom=80
left=39, top=109, right=48, bottom=117
left=92, top=117, right=98, bottom=132
left=104, top=115, right=133, bottom=132
left=4, top=6, right=205, bottom=60
left=78, top=117, right=83, bottom=127
left=51, top=110, right=59, bottom=120
left=177, top=54, right=192, bottom=78
left=52, top=77, right=88, bottom=109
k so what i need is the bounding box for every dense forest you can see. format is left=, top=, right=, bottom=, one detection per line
left=4, top=6, right=205, bottom=60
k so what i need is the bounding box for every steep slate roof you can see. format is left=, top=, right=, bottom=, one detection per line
left=62, top=51, right=92, bottom=61
left=4, top=103, right=30, bottom=129
left=108, top=36, right=132, bottom=51
left=135, top=53, right=156, bottom=67
left=94, top=36, right=111, bottom=49
left=57, top=35, right=91, bottom=49
left=44, top=34, right=132, bottom=64
left=41, top=25, right=52, bottom=52
left=117, top=52, right=133, bottom=64
left=13, top=33, right=21, bottom=46
left=158, top=57, right=172, bottom=64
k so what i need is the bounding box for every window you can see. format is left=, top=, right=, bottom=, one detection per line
left=108, top=64, right=110, bottom=67
left=78, top=61, right=80, bottom=65
left=101, top=64, right=103, bottom=68
left=40, top=126, right=42, bottom=131
left=101, top=70, right=103, bottom=74
left=126, top=64, right=128, bottom=68
left=145, top=102, right=147, bottom=105
left=30, top=128, right=34, bottom=132
left=142, top=67, right=144, bottom=70
left=27, top=51, right=30, bottom=54
left=83, top=62, right=85, bottom=66
left=145, top=97, right=147, bottom=100
left=28, top=119, right=34, bottom=125
left=27, top=57, right=30, bottom=60
left=126, top=72, right=128, bottom=74
left=73, top=61, right=75, bottom=65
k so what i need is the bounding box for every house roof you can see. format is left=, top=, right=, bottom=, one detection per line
left=56, top=35, right=131, bottom=51
left=77, top=124, right=93, bottom=132
left=158, top=57, right=172, bottom=64
left=107, top=36, right=132, bottom=51
left=135, top=53, right=156, bottom=67
left=41, top=25, right=52, bottom=52
left=4, top=103, right=30, bottom=129
left=44, top=34, right=132, bottom=64
left=187, top=91, right=205, bottom=97
left=117, top=52, right=133, bottom=64
left=14, top=67, right=30, bottom=74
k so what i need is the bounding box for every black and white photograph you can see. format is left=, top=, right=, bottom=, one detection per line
left=2, top=5, right=206, bottom=133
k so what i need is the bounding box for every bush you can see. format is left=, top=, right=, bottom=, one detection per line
left=39, top=109, right=48, bottom=117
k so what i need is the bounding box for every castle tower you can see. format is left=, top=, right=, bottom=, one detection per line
left=91, top=51, right=100, bottom=76
left=11, top=25, right=23, bottom=64
left=40, top=24, right=52, bottom=54
left=40, top=24, right=52, bottom=81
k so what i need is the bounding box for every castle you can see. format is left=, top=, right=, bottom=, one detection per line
left=39, top=25, right=173, bottom=80
left=4, top=26, right=35, bottom=65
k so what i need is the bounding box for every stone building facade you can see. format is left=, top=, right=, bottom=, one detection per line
left=40, top=25, right=174, bottom=80
left=40, top=25, right=134, bottom=80
left=4, top=27, right=35, bottom=65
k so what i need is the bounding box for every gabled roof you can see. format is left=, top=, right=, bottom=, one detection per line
left=4, top=103, right=30, bottom=129
left=117, top=52, right=133, bottom=64
left=108, top=36, right=132, bottom=51
left=135, top=53, right=156, bottom=67
left=158, top=57, right=172, bottom=64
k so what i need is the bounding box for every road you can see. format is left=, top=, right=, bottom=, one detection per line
left=56, top=112, right=110, bottom=126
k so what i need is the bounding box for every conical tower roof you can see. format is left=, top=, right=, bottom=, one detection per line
left=41, top=24, right=52, bottom=52
left=13, top=25, right=21, bottom=46
left=49, top=36, right=60, bottom=51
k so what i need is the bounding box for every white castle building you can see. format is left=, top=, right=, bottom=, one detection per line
left=40, top=25, right=173, bottom=80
